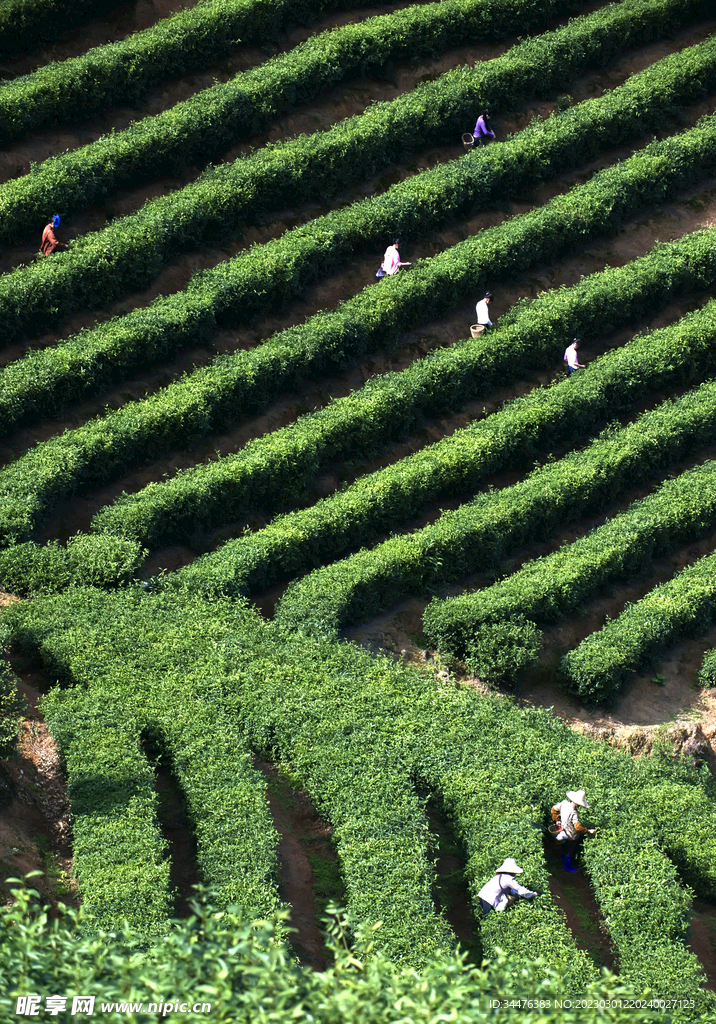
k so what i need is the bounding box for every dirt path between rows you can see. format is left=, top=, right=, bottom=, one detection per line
left=254, top=757, right=344, bottom=968
left=0, top=638, right=75, bottom=910
left=542, top=834, right=615, bottom=972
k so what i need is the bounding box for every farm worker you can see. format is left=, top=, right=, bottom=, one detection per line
left=40, top=214, right=69, bottom=256
left=473, top=110, right=496, bottom=145
left=564, top=338, right=585, bottom=375
left=551, top=790, right=596, bottom=872
left=475, top=291, right=493, bottom=328
left=377, top=238, right=411, bottom=278
left=477, top=858, right=537, bottom=916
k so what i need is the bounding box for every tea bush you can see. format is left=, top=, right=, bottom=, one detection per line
left=0, top=533, right=144, bottom=596
left=559, top=548, right=716, bottom=703
left=699, top=646, right=716, bottom=686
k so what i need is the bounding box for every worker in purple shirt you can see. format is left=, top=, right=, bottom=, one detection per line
left=473, top=110, right=496, bottom=145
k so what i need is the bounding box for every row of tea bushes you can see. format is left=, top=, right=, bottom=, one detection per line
left=2, top=34, right=716, bottom=423
left=560, top=548, right=716, bottom=703
left=0, top=0, right=700, bottom=335
left=172, top=252, right=716, bottom=601
left=0, top=0, right=578, bottom=147
left=0, top=533, right=143, bottom=596
left=0, top=0, right=115, bottom=60
left=274, top=382, right=716, bottom=637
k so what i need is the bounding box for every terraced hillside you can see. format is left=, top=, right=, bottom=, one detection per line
left=3, top=0, right=716, bottom=1019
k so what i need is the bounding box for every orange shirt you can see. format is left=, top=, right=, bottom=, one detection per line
left=41, top=224, right=59, bottom=255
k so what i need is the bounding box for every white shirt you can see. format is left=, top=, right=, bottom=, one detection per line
left=477, top=872, right=534, bottom=912
left=564, top=344, right=580, bottom=369
left=553, top=799, right=581, bottom=839
left=476, top=299, right=492, bottom=326
left=381, top=245, right=401, bottom=275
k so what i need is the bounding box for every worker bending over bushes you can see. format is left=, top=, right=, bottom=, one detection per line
left=477, top=858, right=537, bottom=915
left=40, top=214, right=68, bottom=256
left=551, top=789, right=596, bottom=872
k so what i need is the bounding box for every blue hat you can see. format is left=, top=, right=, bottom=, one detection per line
left=52, top=214, right=60, bottom=228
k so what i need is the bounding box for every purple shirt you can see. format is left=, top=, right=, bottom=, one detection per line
left=473, top=115, right=495, bottom=140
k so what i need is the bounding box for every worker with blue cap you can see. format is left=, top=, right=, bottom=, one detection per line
left=40, top=214, right=68, bottom=256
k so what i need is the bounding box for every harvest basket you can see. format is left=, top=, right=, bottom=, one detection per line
left=470, top=323, right=485, bottom=338
left=547, top=823, right=562, bottom=836
left=462, top=132, right=475, bottom=149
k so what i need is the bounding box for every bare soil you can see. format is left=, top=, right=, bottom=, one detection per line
left=689, top=899, right=716, bottom=990
left=0, top=646, right=75, bottom=910
left=425, top=798, right=482, bottom=963
left=255, top=757, right=345, bottom=968
left=141, top=731, right=200, bottom=917
left=542, top=834, right=616, bottom=972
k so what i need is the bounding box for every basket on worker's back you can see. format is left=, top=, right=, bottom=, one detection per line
left=470, top=324, right=485, bottom=338
left=462, top=132, right=475, bottom=150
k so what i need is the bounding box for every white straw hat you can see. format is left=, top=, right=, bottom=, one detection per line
left=566, top=790, right=589, bottom=808
left=496, top=858, right=523, bottom=874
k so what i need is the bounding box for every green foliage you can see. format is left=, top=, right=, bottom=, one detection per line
left=699, top=646, right=716, bottom=687
left=276, top=381, right=716, bottom=638
left=0, top=887, right=683, bottom=1024
left=559, top=549, right=716, bottom=704
left=6, top=585, right=716, bottom=1000
left=0, top=623, right=24, bottom=760
left=0, top=0, right=578, bottom=148
left=0, top=533, right=145, bottom=596
left=464, top=618, right=542, bottom=683
left=0, top=0, right=703, bottom=340
left=0, top=1, right=116, bottom=60
left=37, top=595, right=281, bottom=939
left=170, top=248, right=716, bottom=602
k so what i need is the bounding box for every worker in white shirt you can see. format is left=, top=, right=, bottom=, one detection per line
left=477, top=858, right=537, bottom=916
left=376, top=238, right=411, bottom=277
left=475, top=291, right=493, bottom=328
left=551, top=789, right=596, bottom=872
left=563, top=338, right=585, bottom=375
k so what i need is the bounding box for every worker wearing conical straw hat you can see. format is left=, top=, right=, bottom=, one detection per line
left=477, top=858, right=538, bottom=916
left=551, top=790, right=596, bottom=873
